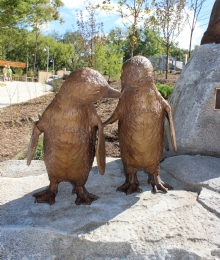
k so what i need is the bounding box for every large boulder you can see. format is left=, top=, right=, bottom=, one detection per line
left=165, top=44, right=220, bottom=157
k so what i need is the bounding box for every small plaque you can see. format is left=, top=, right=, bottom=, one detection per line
left=215, top=88, right=220, bottom=110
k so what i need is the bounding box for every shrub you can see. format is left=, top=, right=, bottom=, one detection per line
left=27, top=69, right=34, bottom=77
left=52, top=79, right=64, bottom=93
left=156, top=83, right=174, bottom=99
left=33, top=135, right=44, bottom=160
left=13, top=68, right=23, bottom=76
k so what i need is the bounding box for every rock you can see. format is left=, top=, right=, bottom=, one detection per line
left=1, top=157, right=220, bottom=259
left=161, top=155, right=220, bottom=192
left=0, top=160, right=46, bottom=178
left=198, top=187, right=220, bottom=217
left=164, top=44, right=220, bottom=157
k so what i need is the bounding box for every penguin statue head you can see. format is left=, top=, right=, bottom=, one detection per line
left=58, top=67, right=120, bottom=104
left=120, top=56, right=154, bottom=92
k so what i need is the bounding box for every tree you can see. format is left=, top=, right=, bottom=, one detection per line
left=151, top=0, right=188, bottom=79
left=76, top=0, right=104, bottom=68
left=123, top=27, right=165, bottom=60
left=62, top=30, right=89, bottom=69
left=0, top=0, right=64, bottom=74
left=187, top=0, right=206, bottom=57
left=95, top=38, right=124, bottom=81
left=1, top=29, right=35, bottom=63
left=27, top=0, right=64, bottom=74
left=97, top=0, right=150, bottom=58
left=169, top=42, right=188, bottom=61
left=2, top=28, right=75, bottom=73
left=33, top=35, right=75, bottom=72
left=0, top=0, right=64, bottom=29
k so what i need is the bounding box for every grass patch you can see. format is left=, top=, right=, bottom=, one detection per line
left=52, top=79, right=65, bottom=93
left=156, top=83, right=174, bottom=99
left=33, top=135, right=44, bottom=160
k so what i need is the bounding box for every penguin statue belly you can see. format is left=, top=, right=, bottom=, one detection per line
left=27, top=67, right=120, bottom=205
left=105, top=56, right=177, bottom=194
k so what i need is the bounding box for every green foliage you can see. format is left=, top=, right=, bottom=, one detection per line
left=123, top=27, right=165, bottom=61
left=63, top=31, right=89, bottom=69
left=33, top=135, right=44, bottom=160
left=156, top=83, right=174, bottom=99
left=0, top=1, right=187, bottom=76
left=27, top=69, right=34, bottom=77
left=52, top=79, right=65, bottom=93
left=169, top=43, right=188, bottom=61
left=0, top=0, right=64, bottom=29
left=95, top=40, right=124, bottom=81
left=13, top=68, right=23, bottom=76
left=150, top=0, right=187, bottom=79
left=96, top=0, right=150, bottom=57
left=76, top=0, right=105, bottom=69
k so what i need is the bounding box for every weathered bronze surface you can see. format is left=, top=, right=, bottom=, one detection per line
left=27, top=67, right=120, bottom=205
left=215, top=88, right=220, bottom=109
left=201, top=0, right=220, bottom=44
left=105, top=56, right=177, bottom=194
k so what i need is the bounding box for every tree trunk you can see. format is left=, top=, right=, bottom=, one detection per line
left=165, top=45, right=169, bottom=79
left=33, top=30, right=39, bottom=75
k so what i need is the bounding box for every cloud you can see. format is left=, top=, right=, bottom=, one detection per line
left=61, top=0, right=84, bottom=9
left=175, top=9, right=204, bottom=50
left=62, top=0, right=116, bottom=10
left=176, top=23, right=203, bottom=50
left=59, top=11, right=73, bottom=20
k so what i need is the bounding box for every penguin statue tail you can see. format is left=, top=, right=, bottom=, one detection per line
left=27, top=122, right=42, bottom=166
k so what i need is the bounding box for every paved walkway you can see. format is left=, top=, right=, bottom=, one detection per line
left=0, top=81, right=53, bottom=108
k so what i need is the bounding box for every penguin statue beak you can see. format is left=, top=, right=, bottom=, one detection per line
left=103, top=86, right=121, bottom=98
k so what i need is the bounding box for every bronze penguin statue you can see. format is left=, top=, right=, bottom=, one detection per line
left=201, top=0, right=220, bottom=44
left=27, top=67, right=120, bottom=205
left=104, top=56, right=177, bottom=194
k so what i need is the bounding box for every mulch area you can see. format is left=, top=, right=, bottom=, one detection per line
left=0, top=73, right=179, bottom=161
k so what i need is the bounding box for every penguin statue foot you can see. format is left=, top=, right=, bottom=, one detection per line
left=150, top=175, right=173, bottom=193
left=117, top=182, right=142, bottom=195
left=32, top=182, right=58, bottom=205
left=33, top=189, right=56, bottom=205
left=74, top=186, right=99, bottom=205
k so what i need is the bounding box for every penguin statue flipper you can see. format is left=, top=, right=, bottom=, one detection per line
left=165, top=104, right=177, bottom=152
left=27, top=122, right=42, bottom=165
left=95, top=116, right=106, bottom=175
left=103, top=108, right=119, bottom=126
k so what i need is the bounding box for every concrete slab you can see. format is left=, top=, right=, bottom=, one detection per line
left=0, top=81, right=53, bottom=108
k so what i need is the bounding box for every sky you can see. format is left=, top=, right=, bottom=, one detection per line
left=47, top=0, right=216, bottom=50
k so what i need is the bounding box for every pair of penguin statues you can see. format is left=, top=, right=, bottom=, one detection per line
left=27, top=55, right=177, bottom=205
